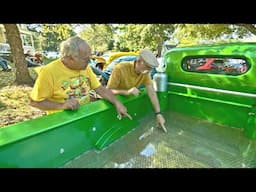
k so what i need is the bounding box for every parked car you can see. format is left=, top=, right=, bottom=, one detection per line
left=98, top=55, right=137, bottom=86
left=45, top=51, right=59, bottom=59
left=103, top=51, right=138, bottom=69
left=98, top=54, right=157, bottom=86
left=91, top=55, right=106, bottom=70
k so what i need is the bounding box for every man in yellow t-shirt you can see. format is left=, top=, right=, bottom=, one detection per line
left=107, top=49, right=167, bottom=132
left=30, top=36, right=132, bottom=120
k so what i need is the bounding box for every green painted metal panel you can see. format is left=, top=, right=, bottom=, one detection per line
left=244, top=106, right=256, bottom=140
left=165, top=42, right=256, bottom=94
left=168, top=93, right=249, bottom=129
left=0, top=90, right=153, bottom=167
left=164, top=42, right=256, bottom=139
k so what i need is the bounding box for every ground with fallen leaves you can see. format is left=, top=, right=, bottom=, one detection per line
left=0, top=68, right=46, bottom=128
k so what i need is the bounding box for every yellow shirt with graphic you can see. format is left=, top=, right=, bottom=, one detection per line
left=30, top=59, right=101, bottom=114
left=107, top=61, right=152, bottom=90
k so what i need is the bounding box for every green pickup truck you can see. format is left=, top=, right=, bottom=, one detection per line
left=1, top=42, right=256, bottom=168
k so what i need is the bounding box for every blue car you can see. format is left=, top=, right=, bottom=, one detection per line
left=97, top=55, right=157, bottom=86
left=104, top=55, right=138, bottom=77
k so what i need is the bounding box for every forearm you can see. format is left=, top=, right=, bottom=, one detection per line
left=109, top=89, right=129, bottom=95
left=96, top=86, right=132, bottom=119
left=95, top=86, right=120, bottom=105
left=30, top=99, right=65, bottom=111
left=146, top=85, right=161, bottom=113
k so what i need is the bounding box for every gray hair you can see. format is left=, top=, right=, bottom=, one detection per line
left=60, top=36, right=90, bottom=58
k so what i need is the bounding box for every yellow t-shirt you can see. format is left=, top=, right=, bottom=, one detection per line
left=107, top=61, right=152, bottom=90
left=30, top=59, right=101, bottom=114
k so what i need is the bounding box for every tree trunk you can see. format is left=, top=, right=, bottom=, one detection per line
left=4, top=24, right=34, bottom=85
left=157, top=38, right=164, bottom=57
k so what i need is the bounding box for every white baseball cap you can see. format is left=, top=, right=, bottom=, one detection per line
left=140, top=48, right=159, bottom=68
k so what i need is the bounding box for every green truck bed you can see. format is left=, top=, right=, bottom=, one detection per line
left=1, top=42, right=256, bottom=168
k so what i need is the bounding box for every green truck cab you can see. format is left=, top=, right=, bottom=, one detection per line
left=165, top=42, right=256, bottom=139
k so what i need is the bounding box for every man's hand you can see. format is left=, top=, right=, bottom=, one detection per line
left=94, top=85, right=133, bottom=120
left=63, top=99, right=80, bottom=110
left=156, top=114, right=167, bottom=133
left=115, top=101, right=132, bottom=120
left=127, top=87, right=140, bottom=96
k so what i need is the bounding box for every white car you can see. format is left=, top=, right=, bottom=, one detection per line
left=45, top=51, right=59, bottom=59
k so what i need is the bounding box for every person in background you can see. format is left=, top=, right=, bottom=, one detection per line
left=0, top=56, right=11, bottom=71
left=34, top=52, right=43, bottom=65
left=107, top=49, right=167, bottom=132
left=30, top=36, right=132, bottom=120
left=25, top=53, right=41, bottom=67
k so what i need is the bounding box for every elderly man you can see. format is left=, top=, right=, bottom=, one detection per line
left=107, top=49, right=167, bottom=132
left=30, top=36, right=131, bottom=120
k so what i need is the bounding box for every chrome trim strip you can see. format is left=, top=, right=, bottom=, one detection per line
left=168, top=82, right=256, bottom=98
